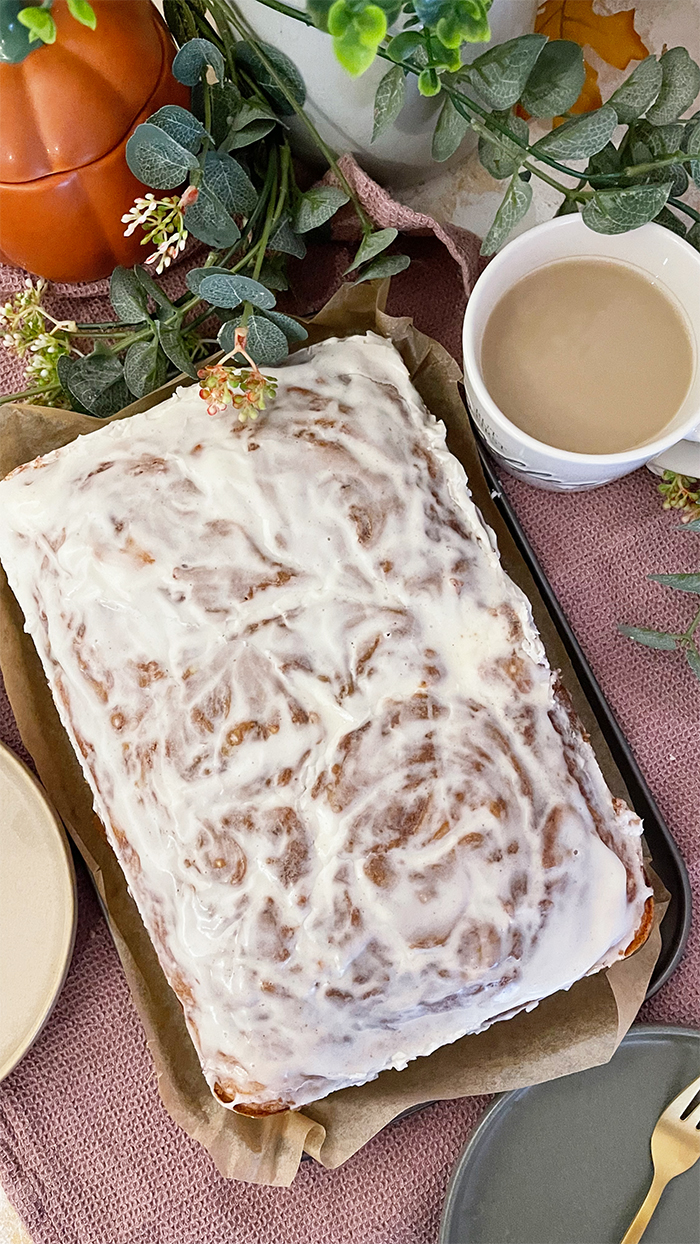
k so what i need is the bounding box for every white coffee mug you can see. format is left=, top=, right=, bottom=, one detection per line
left=462, top=215, right=700, bottom=491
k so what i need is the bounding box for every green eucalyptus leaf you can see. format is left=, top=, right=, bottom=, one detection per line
left=222, top=102, right=278, bottom=150
left=185, top=265, right=232, bottom=295
left=609, top=56, right=662, bottom=124
left=530, top=105, right=617, bottom=161
left=233, top=40, right=306, bottom=115
left=684, top=119, right=700, bottom=155
left=232, top=102, right=279, bottom=129
left=682, top=118, right=700, bottom=190
left=293, top=186, right=349, bottom=233
left=582, top=182, right=672, bottom=234
left=172, top=37, right=225, bottom=86
left=149, top=104, right=209, bottom=155
left=201, top=151, right=257, bottom=217
left=682, top=516, right=700, bottom=532
left=520, top=40, right=586, bottom=119
left=66, top=0, right=96, bottom=29
left=373, top=65, right=406, bottom=141
left=156, top=312, right=198, bottom=379
left=555, top=197, right=579, bottom=216
left=184, top=184, right=240, bottom=248
left=211, top=81, right=243, bottom=146
left=478, top=112, right=528, bottom=178
left=56, top=356, right=88, bottom=413
left=269, top=217, right=307, bottom=259
left=199, top=273, right=277, bottom=310
left=586, top=142, right=623, bottom=180
left=345, top=227, right=398, bottom=273
left=226, top=119, right=277, bottom=149
left=109, top=267, right=149, bottom=323
left=432, top=96, right=470, bottom=162
left=353, top=253, right=410, bottom=283
left=124, top=340, right=168, bottom=399
left=134, top=266, right=175, bottom=311
left=125, top=123, right=198, bottom=190
left=649, top=572, right=700, bottom=595
left=64, top=353, right=129, bottom=418
left=192, top=80, right=242, bottom=147
left=17, top=6, right=56, bottom=43
left=258, top=260, right=289, bottom=291
left=262, top=310, right=308, bottom=344
left=634, top=119, right=684, bottom=158
left=628, top=138, right=653, bottom=166
left=646, top=47, right=700, bottom=126
left=216, top=317, right=243, bottom=352
left=654, top=205, right=688, bottom=238
left=480, top=173, right=532, bottom=255
left=687, top=221, right=700, bottom=251
left=686, top=646, right=700, bottom=682
left=668, top=164, right=689, bottom=196
left=387, top=30, right=424, bottom=64
left=617, top=625, right=677, bottom=651
left=245, top=314, right=289, bottom=365
left=465, top=33, right=546, bottom=111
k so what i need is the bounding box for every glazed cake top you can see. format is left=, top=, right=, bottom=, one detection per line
left=0, top=333, right=650, bottom=1113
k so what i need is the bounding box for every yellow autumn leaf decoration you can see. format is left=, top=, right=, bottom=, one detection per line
left=535, top=0, right=649, bottom=113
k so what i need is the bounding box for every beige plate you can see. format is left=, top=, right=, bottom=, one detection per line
left=0, top=741, right=77, bottom=1081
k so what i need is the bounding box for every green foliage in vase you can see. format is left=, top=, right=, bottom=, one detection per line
left=251, top=0, right=700, bottom=252
left=414, top=37, right=700, bottom=252
left=305, top=0, right=491, bottom=83
left=0, top=0, right=410, bottom=417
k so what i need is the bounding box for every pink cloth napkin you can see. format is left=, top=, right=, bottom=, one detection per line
left=0, top=162, right=697, bottom=1243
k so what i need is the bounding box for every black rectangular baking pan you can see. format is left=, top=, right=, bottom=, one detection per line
left=475, top=440, right=691, bottom=999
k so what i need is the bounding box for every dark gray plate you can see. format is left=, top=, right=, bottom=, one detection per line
left=440, top=1024, right=700, bottom=1244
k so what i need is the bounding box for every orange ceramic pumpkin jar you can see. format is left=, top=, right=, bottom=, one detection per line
left=0, top=0, right=190, bottom=281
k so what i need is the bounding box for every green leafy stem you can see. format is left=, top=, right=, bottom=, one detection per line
left=1, top=0, right=411, bottom=415
left=619, top=543, right=700, bottom=683
left=252, top=0, right=700, bottom=255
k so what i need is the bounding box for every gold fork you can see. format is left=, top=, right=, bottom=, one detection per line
left=620, top=1072, right=700, bottom=1244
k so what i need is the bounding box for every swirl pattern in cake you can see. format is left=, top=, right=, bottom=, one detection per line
left=0, top=334, right=652, bottom=1114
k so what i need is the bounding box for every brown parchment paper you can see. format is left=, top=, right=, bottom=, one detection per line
left=0, top=281, right=667, bottom=1186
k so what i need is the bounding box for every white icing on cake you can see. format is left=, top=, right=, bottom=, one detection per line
left=0, top=333, right=651, bottom=1112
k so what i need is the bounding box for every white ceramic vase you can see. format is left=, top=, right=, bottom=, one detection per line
left=234, top=0, right=539, bottom=185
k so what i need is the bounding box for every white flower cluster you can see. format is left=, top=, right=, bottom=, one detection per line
left=121, top=193, right=190, bottom=275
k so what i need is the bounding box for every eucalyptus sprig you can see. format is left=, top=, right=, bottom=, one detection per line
left=619, top=539, right=700, bottom=684
left=389, top=36, right=700, bottom=254
left=0, top=0, right=409, bottom=416
left=254, top=0, right=700, bottom=255
left=304, top=0, right=491, bottom=82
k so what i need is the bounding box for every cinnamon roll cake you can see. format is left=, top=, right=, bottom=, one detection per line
left=0, top=333, right=652, bottom=1114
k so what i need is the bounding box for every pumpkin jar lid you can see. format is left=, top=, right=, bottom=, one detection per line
left=0, top=0, right=167, bottom=183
